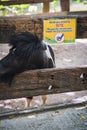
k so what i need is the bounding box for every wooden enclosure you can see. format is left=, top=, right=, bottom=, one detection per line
left=0, top=0, right=87, bottom=123
left=0, top=0, right=87, bottom=99
left=0, top=41, right=87, bottom=100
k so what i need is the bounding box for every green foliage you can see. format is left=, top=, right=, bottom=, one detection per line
left=2, top=8, right=7, bottom=16
left=20, top=4, right=29, bottom=9
left=0, top=5, right=3, bottom=9
left=51, top=0, right=58, bottom=11
left=1, top=0, right=9, bottom=1
left=0, top=4, right=29, bottom=16
left=0, top=5, right=7, bottom=16
left=53, top=0, right=57, bottom=7
left=84, top=0, right=87, bottom=4
left=72, top=0, right=82, bottom=2
left=0, top=0, right=86, bottom=16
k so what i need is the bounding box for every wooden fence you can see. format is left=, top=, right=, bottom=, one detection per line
left=0, top=0, right=87, bottom=118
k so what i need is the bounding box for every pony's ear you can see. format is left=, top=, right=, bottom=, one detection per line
left=34, top=33, right=41, bottom=43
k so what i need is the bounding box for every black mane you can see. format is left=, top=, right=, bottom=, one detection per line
left=0, top=32, right=55, bottom=85
left=9, top=32, right=47, bottom=54
left=9, top=32, right=41, bottom=47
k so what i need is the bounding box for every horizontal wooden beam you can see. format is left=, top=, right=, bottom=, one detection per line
left=0, top=12, right=87, bottom=43
left=0, top=66, right=87, bottom=100
left=0, top=0, right=52, bottom=5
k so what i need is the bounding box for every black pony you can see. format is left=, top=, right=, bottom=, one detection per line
left=0, top=32, right=55, bottom=106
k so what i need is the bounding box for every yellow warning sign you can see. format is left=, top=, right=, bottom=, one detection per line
left=43, top=19, right=76, bottom=44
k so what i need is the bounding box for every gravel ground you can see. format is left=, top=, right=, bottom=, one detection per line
left=0, top=106, right=87, bottom=130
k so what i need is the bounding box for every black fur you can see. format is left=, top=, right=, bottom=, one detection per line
left=0, top=32, right=55, bottom=85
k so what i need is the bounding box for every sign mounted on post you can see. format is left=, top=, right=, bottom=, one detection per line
left=43, top=19, right=76, bottom=44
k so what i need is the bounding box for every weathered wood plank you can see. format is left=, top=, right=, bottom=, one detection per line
left=0, top=66, right=87, bottom=100
left=0, top=12, right=87, bottom=43
left=0, top=0, right=52, bottom=5
left=60, top=0, right=70, bottom=11
left=43, top=2, right=50, bottom=12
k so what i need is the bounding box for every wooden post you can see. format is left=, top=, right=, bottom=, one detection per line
left=43, top=2, right=50, bottom=12
left=60, top=0, right=70, bottom=11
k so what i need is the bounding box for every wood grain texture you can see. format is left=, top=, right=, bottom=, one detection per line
left=0, top=12, right=87, bottom=43
left=60, top=0, right=70, bottom=11
left=0, top=66, right=87, bottom=100
left=43, top=2, right=50, bottom=12
left=0, top=0, right=52, bottom=5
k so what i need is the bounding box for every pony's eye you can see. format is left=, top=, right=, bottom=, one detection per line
left=12, top=48, right=16, bottom=54
left=10, top=48, right=16, bottom=55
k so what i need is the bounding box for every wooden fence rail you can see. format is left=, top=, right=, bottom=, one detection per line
left=0, top=66, right=87, bottom=100
left=0, top=0, right=52, bottom=5
left=0, top=12, right=87, bottom=43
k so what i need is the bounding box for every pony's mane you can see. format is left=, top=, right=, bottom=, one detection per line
left=9, top=32, right=47, bottom=54
left=9, top=32, right=41, bottom=47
